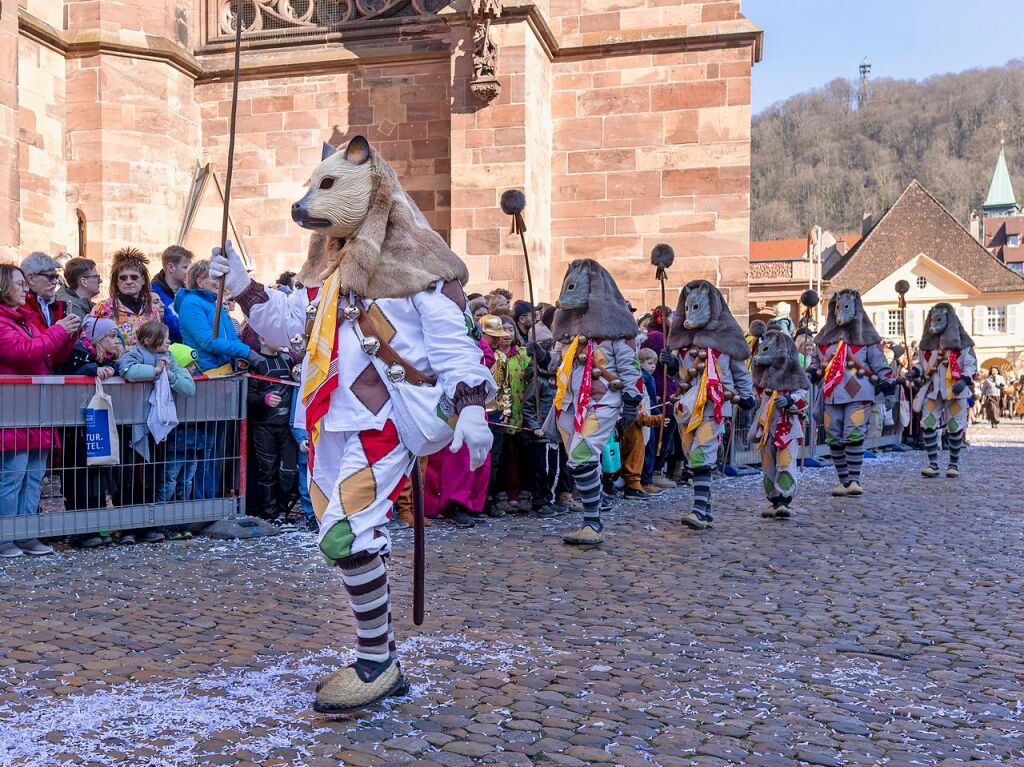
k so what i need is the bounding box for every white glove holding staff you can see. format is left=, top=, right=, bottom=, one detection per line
left=450, top=405, right=492, bottom=471
left=210, top=240, right=251, bottom=297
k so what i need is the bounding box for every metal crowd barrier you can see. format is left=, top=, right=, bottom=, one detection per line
left=728, top=384, right=901, bottom=468
left=0, top=375, right=247, bottom=541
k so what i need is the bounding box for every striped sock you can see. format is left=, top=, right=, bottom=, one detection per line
left=829, top=444, right=849, bottom=485
left=338, top=552, right=392, bottom=665
left=387, top=581, right=397, bottom=660
left=948, top=430, right=964, bottom=468
left=922, top=429, right=939, bottom=468
left=570, top=463, right=603, bottom=531
left=691, top=467, right=712, bottom=518
left=845, top=441, right=865, bottom=481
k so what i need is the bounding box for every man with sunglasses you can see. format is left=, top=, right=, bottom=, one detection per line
left=21, top=252, right=80, bottom=369
left=58, top=258, right=102, bottom=319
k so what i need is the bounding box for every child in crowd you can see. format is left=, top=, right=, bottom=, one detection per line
left=64, top=317, right=124, bottom=380
left=158, top=343, right=202, bottom=516
left=620, top=348, right=668, bottom=499
left=521, top=342, right=566, bottom=517
left=290, top=386, right=316, bottom=533
left=118, top=320, right=196, bottom=543
left=247, top=335, right=298, bottom=528
left=62, top=317, right=127, bottom=547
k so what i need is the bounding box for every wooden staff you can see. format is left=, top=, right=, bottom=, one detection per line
left=500, top=190, right=541, bottom=418
left=895, top=279, right=912, bottom=376
left=650, top=244, right=675, bottom=451
left=212, top=11, right=243, bottom=338
left=411, top=459, right=426, bottom=626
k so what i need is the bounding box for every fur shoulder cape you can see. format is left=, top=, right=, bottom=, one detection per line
left=919, top=302, right=974, bottom=351
left=667, top=280, right=749, bottom=360
left=752, top=330, right=811, bottom=391
left=296, top=148, right=468, bottom=297
left=814, top=291, right=882, bottom=346
left=550, top=260, right=639, bottom=341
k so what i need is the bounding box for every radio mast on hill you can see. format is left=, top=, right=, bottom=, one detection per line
left=858, top=57, right=872, bottom=108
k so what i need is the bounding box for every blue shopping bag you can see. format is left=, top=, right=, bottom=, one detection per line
left=84, top=380, right=120, bottom=466
left=601, top=434, right=622, bottom=474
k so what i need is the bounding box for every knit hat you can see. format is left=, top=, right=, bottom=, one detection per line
left=82, top=316, right=118, bottom=343
left=170, top=343, right=198, bottom=369
left=513, top=300, right=534, bottom=321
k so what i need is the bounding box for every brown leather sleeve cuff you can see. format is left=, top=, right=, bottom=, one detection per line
left=453, top=382, right=488, bottom=414
left=234, top=280, right=270, bottom=314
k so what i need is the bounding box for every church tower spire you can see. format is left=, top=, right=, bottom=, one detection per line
left=983, top=141, right=1020, bottom=217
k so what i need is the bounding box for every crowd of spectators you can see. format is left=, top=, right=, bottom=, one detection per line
left=2, top=248, right=1018, bottom=557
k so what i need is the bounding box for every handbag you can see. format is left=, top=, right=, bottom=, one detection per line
left=84, top=379, right=121, bottom=466
left=601, top=434, right=622, bottom=474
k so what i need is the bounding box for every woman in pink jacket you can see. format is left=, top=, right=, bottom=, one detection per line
left=0, top=263, right=79, bottom=557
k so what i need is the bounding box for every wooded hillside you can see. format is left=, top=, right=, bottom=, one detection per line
left=752, top=60, right=1024, bottom=240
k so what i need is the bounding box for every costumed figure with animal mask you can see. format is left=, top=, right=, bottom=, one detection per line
left=546, top=259, right=642, bottom=546
left=748, top=328, right=811, bottom=519
left=663, top=280, right=755, bottom=530
left=904, top=302, right=976, bottom=478
left=210, top=136, right=496, bottom=714
left=807, top=289, right=895, bottom=497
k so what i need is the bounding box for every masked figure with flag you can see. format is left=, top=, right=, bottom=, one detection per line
left=210, top=136, right=495, bottom=715
left=546, top=259, right=641, bottom=546
left=664, top=280, right=755, bottom=530
left=904, top=302, right=976, bottom=478
left=807, top=289, right=895, bottom=497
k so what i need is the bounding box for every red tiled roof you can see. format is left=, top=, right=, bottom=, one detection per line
left=751, top=233, right=862, bottom=261
left=750, top=238, right=807, bottom=261
left=825, top=181, right=1024, bottom=294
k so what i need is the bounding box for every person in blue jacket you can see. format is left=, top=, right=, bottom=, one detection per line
left=175, top=259, right=263, bottom=499
left=174, top=260, right=262, bottom=375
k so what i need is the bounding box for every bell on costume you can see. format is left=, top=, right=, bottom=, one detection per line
left=386, top=364, right=406, bottom=383
left=306, top=303, right=319, bottom=321
left=342, top=305, right=360, bottom=322
left=361, top=336, right=381, bottom=356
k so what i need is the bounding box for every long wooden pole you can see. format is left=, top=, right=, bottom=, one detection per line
left=212, top=13, right=243, bottom=338
left=516, top=226, right=541, bottom=418
left=656, top=275, right=668, bottom=452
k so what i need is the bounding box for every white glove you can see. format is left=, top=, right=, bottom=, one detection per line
left=210, top=239, right=252, bottom=297
left=450, top=405, right=492, bottom=471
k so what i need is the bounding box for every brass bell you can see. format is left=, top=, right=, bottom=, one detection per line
left=610, top=380, right=623, bottom=391
left=695, top=361, right=706, bottom=372
left=678, top=382, right=690, bottom=393
left=869, top=374, right=879, bottom=384
left=386, top=364, right=406, bottom=384
left=697, top=349, right=708, bottom=360
left=686, top=368, right=697, bottom=378
left=342, top=305, right=360, bottom=322
left=730, top=394, right=741, bottom=404
left=291, top=365, right=302, bottom=382
left=306, top=303, right=319, bottom=321
left=290, top=333, right=306, bottom=347
left=845, top=359, right=856, bottom=369
left=578, top=335, right=588, bottom=345
left=361, top=336, right=381, bottom=356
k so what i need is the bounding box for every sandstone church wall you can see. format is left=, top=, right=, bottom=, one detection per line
left=3, top=0, right=759, bottom=320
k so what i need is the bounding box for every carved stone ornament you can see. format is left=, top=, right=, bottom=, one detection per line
left=468, top=0, right=503, bottom=105
left=216, top=0, right=450, bottom=40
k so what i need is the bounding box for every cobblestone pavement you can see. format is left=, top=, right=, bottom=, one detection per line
left=3, top=424, right=1024, bottom=767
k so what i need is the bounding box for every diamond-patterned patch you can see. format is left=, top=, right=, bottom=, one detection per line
left=843, top=376, right=862, bottom=398
left=366, top=303, right=397, bottom=344
left=350, top=363, right=390, bottom=415
left=338, top=465, right=377, bottom=517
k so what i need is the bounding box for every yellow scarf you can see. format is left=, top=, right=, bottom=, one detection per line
left=757, top=391, right=776, bottom=451
left=554, top=335, right=581, bottom=412
left=300, top=268, right=342, bottom=448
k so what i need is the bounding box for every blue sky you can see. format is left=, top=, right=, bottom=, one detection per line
left=745, top=0, right=1024, bottom=115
